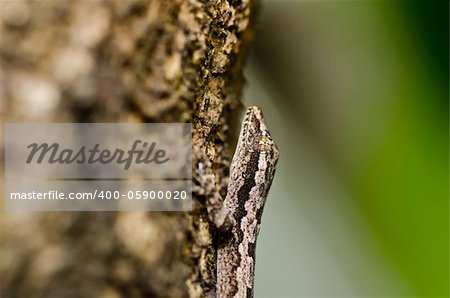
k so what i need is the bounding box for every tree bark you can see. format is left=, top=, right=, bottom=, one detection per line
left=0, top=0, right=258, bottom=297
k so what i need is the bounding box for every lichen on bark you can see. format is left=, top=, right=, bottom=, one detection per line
left=0, top=0, right=258, bottom=297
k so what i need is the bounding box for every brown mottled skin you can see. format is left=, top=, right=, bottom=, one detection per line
left=217, top=106, right=279, bottom=298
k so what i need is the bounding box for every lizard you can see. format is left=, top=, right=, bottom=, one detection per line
left=216, top=106, right=280, bottom=298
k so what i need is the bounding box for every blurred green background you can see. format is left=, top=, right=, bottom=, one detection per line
left=244, top=1, right=448, bottom=297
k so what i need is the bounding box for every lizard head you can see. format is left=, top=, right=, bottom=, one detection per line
left=241, top=106, right=279, bottom=159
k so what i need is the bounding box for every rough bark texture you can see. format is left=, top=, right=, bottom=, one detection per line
left=0, top=1, right=257, bottom=297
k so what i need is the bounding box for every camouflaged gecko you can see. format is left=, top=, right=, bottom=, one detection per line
left=217, top=106, right=279, bottom=298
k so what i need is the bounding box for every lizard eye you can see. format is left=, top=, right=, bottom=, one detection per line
left=258, top=135, right=273, bottom=152
left=260, top=136, right=270, bottom=143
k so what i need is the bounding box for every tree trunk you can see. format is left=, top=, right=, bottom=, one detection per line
left=0, top=0, right=258, bottom=297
